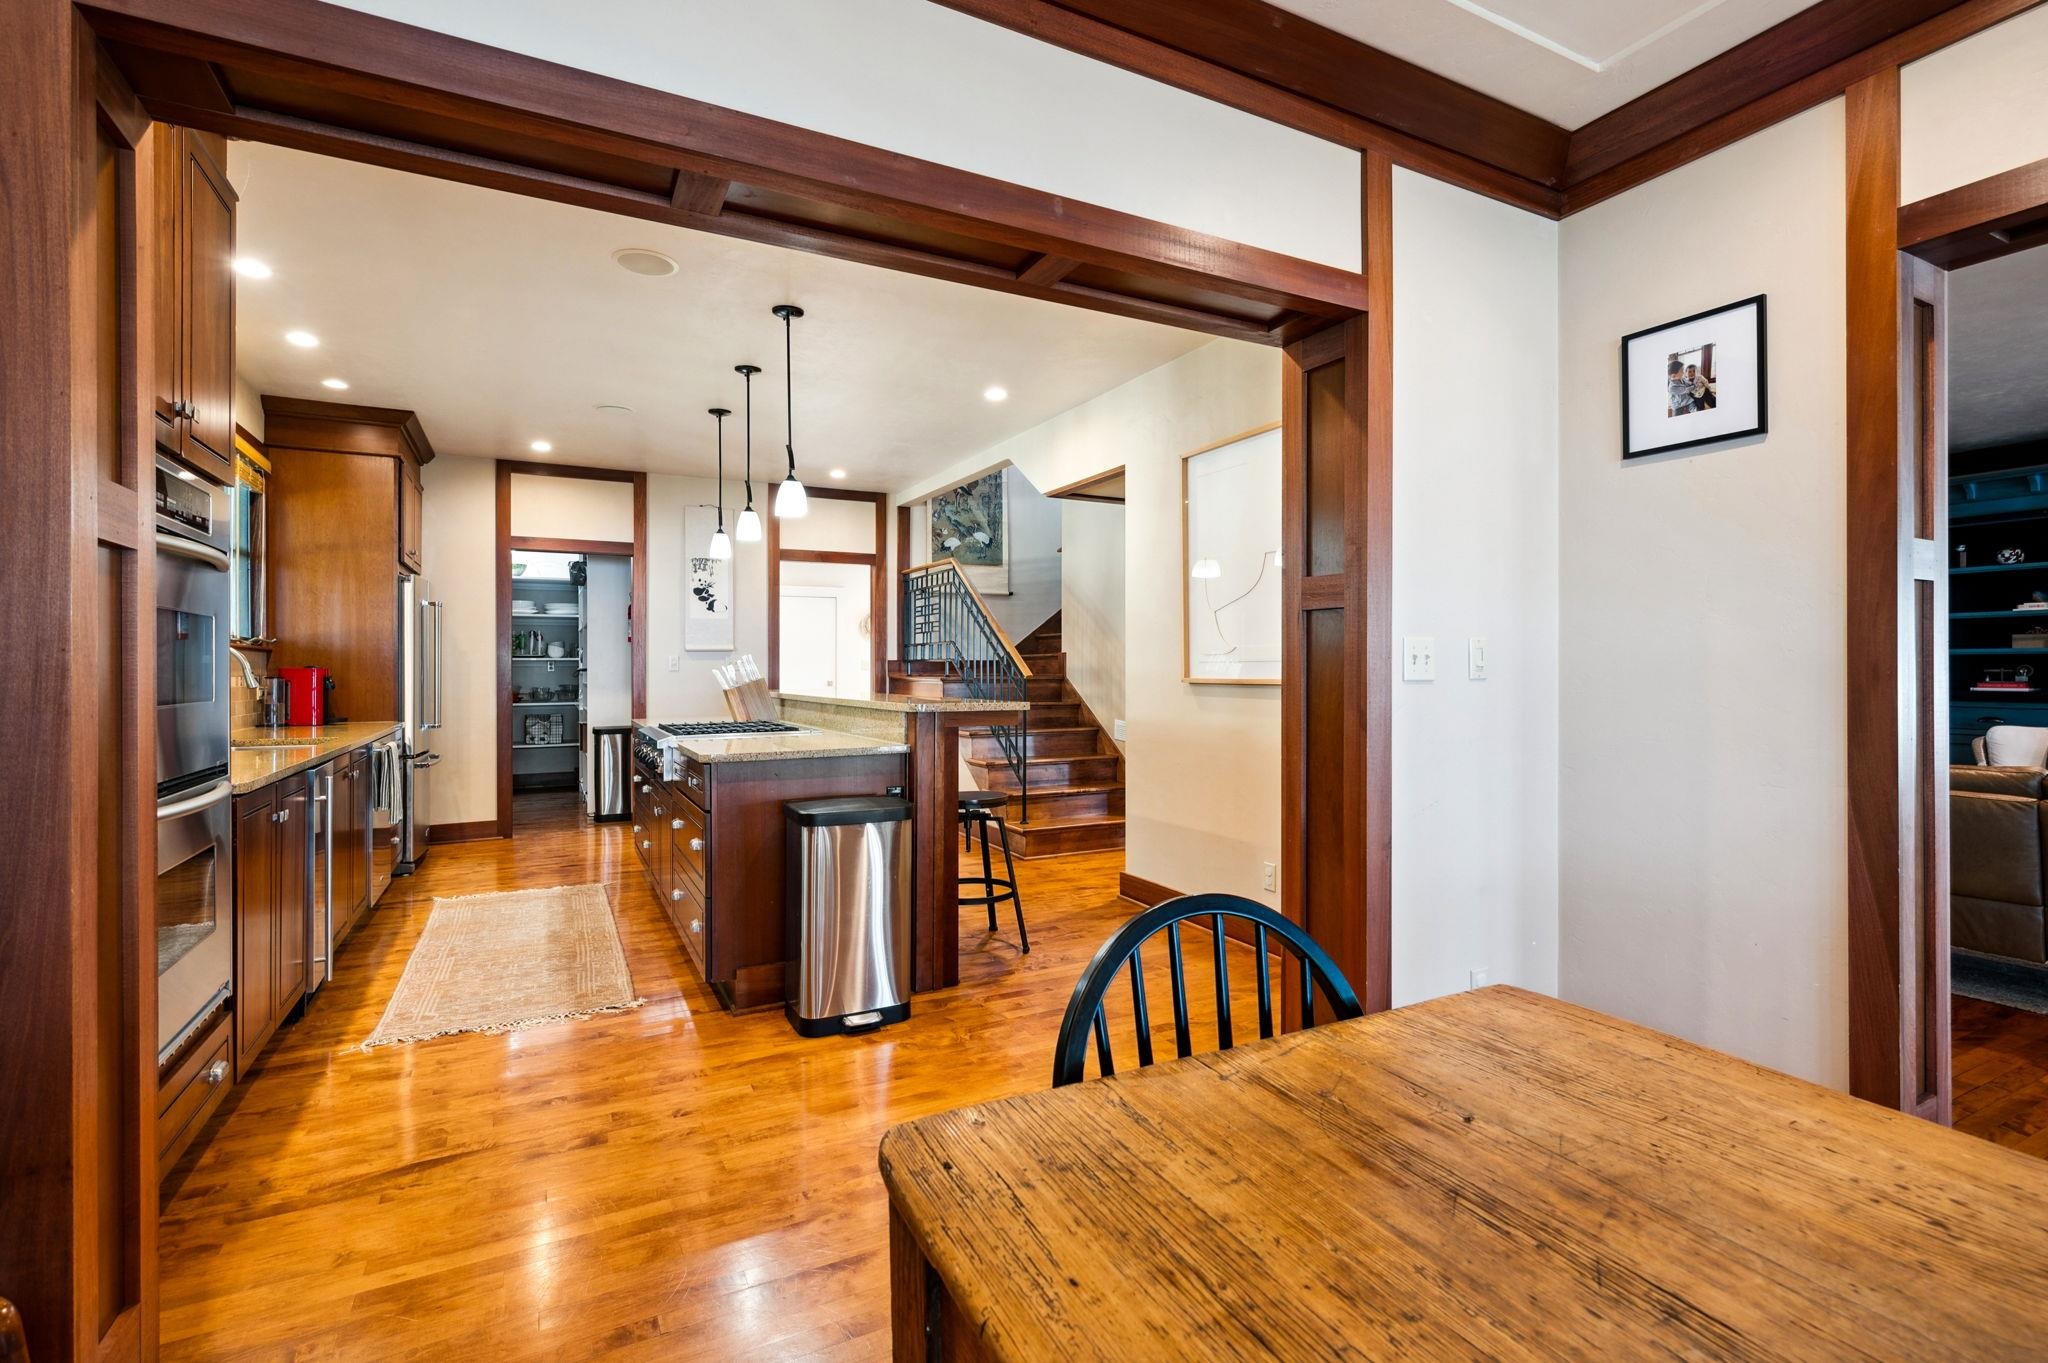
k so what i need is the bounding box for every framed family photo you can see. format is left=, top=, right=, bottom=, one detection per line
left=1620, top=294, right=1767, bottom=459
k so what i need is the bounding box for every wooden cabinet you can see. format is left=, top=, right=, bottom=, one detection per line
left=157, top=1010, right=233, bottom=1179
left=399, top=459, right=423, bottom=572
left=631, top=752, right=906, bottom=1010
left=262, top=399, right=437, bottom=723
left=233, top=780, right=308, bottom=1079
left=333, top=750, right=371, bottom=945
left=153, top=125, right=236, bottom=483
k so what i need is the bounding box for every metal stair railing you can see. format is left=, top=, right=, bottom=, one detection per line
left=899, top=559, right=1031, bottom=821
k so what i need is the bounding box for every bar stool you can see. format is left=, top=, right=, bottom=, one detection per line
left=958, top=789, right=1029, bottom=954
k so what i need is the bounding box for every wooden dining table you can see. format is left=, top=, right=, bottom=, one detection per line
left=880, top=986, right=2048, bottom=1361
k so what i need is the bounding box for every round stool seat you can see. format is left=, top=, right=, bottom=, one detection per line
left=958, top=789, right=1010, bottom=812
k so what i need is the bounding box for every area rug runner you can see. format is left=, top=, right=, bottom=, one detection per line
left=363, top=883, right=643, bottom=1049
left=1952, top=950, right=2048, bottom=1016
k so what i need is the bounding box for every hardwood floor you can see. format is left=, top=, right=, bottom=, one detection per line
left=159, top=790, right=1159, bottom=1361
left=1953, top=991, right=2048, bottom=1158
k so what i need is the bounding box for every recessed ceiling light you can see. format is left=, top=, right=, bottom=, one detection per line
left=828, top=469, right=847, bottom=480
left=321, top=377, right=350, bottom=391
left=232, top=257, right=272, bottom=279
left=594, top=403, right=634, bottom=415
left=530, top=439, right=553, bottom=453
left=285, top=329, right=319, bottom=348
left=611, top=247, right=678, bottom=277
left=983, top=385, right=1008, bottom=403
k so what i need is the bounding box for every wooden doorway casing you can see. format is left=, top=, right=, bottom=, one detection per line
left=13, top=5, right=1385, bottom=1358
left=1846, top=51, right=2048, bottom=1115
left=495, top=460, right=649, bottom=838
left=764, top=486, right=889, bottom=698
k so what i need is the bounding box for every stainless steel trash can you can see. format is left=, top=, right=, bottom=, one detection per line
left=589, top=725, right=632, bottom=823
left=784, top=796, right=913, bottom=1036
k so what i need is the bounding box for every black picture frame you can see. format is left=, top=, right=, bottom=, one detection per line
left=1620, top=293, right=1768, bottom=460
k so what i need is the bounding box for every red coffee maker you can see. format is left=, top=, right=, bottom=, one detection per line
left=274, top=666, right=331, bottom=727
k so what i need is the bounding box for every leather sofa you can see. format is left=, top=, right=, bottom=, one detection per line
left=1952, top=764, right=2048, bottom=964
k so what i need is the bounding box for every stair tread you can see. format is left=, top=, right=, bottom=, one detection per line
left=961, top=723, right=1099, bottom=736
left=965, top=753, right=1118, bottom=768
left=1012, top=813, right=1126, bottom=831
left=965, top=780, right=1122, bottom=798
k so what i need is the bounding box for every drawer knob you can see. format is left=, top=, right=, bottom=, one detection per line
left=671, top=818, right=684, bottom=830
left=640, top=839, right=651, bottom=851
left=670, top=889, right=684, bottom=902
left=632, top=824, right=643, bottom=834
left=203, top=1059, right=229, bottom=1086
left=689, top=837, right=705, bottom=853
left=689, top=918, right=701, bottom=933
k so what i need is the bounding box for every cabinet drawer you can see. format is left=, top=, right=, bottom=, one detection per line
left=158, top=1012, right=233, bottom=1175
left=671, top=799, right=707, bottom=883
left=677, top=758, right=708, bottom=806
left=670, top=866, right=709, bottom=976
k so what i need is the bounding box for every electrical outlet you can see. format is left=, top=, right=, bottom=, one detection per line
left=1262, top=861, right=1276, bottom=892
left=667, top=653, right=681, bottom=672
left=1469, top=969, right=1490, bottom=990
left=1402, top=635, right=1436, bottom=681
left=1112, top=718, right=1126, bottom=742
left=1468, top=636, right=1489, bottom=681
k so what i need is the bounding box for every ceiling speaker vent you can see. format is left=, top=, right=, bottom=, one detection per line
left=612, top=247, right=678, bottom=277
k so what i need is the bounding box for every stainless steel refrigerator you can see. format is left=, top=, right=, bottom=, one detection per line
left=398, top=573, right=443, bottom=872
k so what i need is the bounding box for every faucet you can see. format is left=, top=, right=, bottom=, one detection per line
left=228, top=646, right=262, bottom=691
left=228, top=647, right=278, bottom=728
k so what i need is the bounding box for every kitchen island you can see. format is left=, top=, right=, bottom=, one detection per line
left=630, top=720, right=910, bottom=1010
left=774, top=693, right=1028, bottom=993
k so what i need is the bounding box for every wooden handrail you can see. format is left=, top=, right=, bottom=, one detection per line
left=900, top=558, right=1033, bottom=678
left=0, top=1297, right=29, bottom=1362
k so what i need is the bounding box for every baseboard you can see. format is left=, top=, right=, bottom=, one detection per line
left=430, top=820, right=502, bottom=843
left=1118, top=871, right=1179, bottom=906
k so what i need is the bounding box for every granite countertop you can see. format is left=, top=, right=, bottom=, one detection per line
left=229, top=721, right=402, bottom=795
left=770, top=692, right=1027, bottom=715
left=636, top=718, right=909, bottom=764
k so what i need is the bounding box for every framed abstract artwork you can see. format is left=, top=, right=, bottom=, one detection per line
left=931, top=469, right=1009, bottom=595
left=1182, top=423, right=1282, bottom=684
left=1621, top=294, right=1768, bottom=459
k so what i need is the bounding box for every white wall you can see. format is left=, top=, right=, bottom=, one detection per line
left=508, top=472, right=633, bottom=541
left=984, top=466, right=1062, bottom=643
left=1900, top=5, right=2048, bottom=203
left=1557, top=102, right=1849, bottom=1087
left=779, top=496, right=876, bottom=554
left=899, top=341, right=1282, bottom=904
left=321, top=0, right=1358, bottom=270
left=1390, top=168, right=1560, bottom=1006
left=233, top=373, right=264, bottom=442
left=421, top=455, right=770, bottom=825
left=1061, top=499, right=1126, bottom=743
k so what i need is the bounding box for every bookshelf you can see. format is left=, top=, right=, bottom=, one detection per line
left=1950, top=460, right=2048, bottom=760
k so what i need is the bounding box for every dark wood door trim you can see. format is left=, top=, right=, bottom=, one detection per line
left=937, top=0, right=2046, bottom=221
left=495, top=461, right=648, bottom=835
left=1845, top=67, right=1953, bottom=1122
left=1278, top=152, right=1392, bottom=1016
left=1900, top=155, right=2048, bottom=267
left=85, top=0, right=1364, bottom=342
left=765, top=486, right=888, bottom=697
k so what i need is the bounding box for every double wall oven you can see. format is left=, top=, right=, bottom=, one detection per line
left=154, top=455, right=236, bottom=1065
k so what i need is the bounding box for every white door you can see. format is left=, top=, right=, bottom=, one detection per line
left=780, top=592, right=839, bottom=696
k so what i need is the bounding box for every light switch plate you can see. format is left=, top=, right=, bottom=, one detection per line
left=1262, top=861, right=1276, bottom=892
left=1468, top=636, right=1488, bottom=680
left=1113, top=719, right=1126, bottom=742
left=1402, top=635, right=1436, bottom=681
left=1469, top=969, right=1490, bottom=990
left=667, top=653, right=682, bottom=672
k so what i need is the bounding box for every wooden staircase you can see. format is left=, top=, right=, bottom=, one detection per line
left=887, top=613, right=1125, bottom=857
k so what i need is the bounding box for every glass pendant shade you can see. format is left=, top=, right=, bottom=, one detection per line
left=706, top=529, right=733, bottom=561
left=1191, top=556, right=1222, bottom=580
left=735, top=506, right=763, bottom=542
left=774, top=474, right=809, bottom=519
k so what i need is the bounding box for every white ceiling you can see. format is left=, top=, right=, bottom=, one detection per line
left=1267, top=0, right=1822, bottom=127
left=228, top=142, right=1210, bottom=488
left=1951, top=246, right=2048, bottom=452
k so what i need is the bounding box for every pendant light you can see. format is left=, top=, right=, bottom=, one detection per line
left=771, top=303, right=809, bottom=519
left=705, top=406, right=733, bottom=561
left=734, top=363, right=763, bottom=543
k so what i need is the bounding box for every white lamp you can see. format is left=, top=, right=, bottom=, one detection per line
left=1191, top=557, right=1221, bottom=580
left=706, top=406, right=734, bottom=560
left=771, top=303, right=810, bottom=519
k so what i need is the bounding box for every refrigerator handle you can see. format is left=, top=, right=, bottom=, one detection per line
left=425, top=599, right=446, bottom=730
